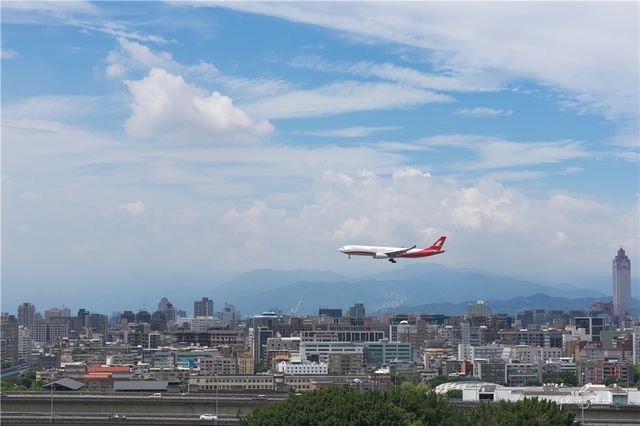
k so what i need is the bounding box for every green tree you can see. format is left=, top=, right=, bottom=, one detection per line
left=465, top=398, right=575, bottom=426
left=551, top=371, right=577, bottom=386
left=244, top=384, right=574, bottom=426
left=633, top=364, right=640, bottom=386
left=254, top=362, right=268, bottom=374
left=243, top=387, right=412, bottom=426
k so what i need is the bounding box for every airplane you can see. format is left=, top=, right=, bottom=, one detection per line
left=338, top=236, right=446, bottom=263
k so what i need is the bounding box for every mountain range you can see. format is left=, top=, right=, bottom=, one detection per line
left=211, top=263, right=622, bottom=316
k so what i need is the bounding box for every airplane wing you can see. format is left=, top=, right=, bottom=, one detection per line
left=381, top=245, right=416, bottom=257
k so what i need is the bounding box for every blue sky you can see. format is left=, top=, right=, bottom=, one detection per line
left=2, top=2, right=638, bottom=312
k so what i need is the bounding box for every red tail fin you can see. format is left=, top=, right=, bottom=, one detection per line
left=427, top=236, right=446, bottom=250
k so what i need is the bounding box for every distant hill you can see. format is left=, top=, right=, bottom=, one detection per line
left=212, top=268, right=349, bottom=301
left=213, top=263, right=608, bottom=316
left=379, top=293, right=624, bottom=316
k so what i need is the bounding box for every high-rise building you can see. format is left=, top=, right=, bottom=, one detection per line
left=633, top=326, right=640, bottom=364
left=194, top=297, right=214, bottom=317
left=612, top=248, right=631, bottom=321
left=158, top=297, right=176, bottom=323
left=44, top=306, right=71, bottom=321
left=87, top=313, right=108, bottom=338
left=573, top=317, right=605, bottom=342
left=348, top=303, right=365, bottom=319
left=1, top=313, right=19, bottom=367
left=17, top=326, right=31, bottom=365
left=467, top=300, right=493, bottom=317
left=221, top=303, right=241, bottom=324
left=77, top=308, right=90, bottom=328
left=17, top=303, right=36, bottom=329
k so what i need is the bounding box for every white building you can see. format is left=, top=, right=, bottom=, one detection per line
left=276, top=361, right=328, bottom=375
left=502, top=345, right=562, bottom=364
left=17, top=325, right=31, bottom=365
left=448, top=382, right=640, bottom=406
left=300, top=342, right=363, bottom=363
left=458, top=343, right=505, bottom=362
left=190, top=317, right=217, bottom=332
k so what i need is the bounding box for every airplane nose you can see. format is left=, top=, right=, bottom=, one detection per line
left=338, top=247, right=345, bottom=253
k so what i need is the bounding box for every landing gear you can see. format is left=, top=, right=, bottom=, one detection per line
left=388, top=258, right=397, bottom=263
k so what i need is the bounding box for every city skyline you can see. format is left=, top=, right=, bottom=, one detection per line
left=2, top=2, right=639, bottom=310
left=3, top=251, right=638, bottom=318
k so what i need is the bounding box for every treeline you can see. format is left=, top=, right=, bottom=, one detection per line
left=243, top=384, right=575, bottom=426
left=0, top=370, right=43, bottom=392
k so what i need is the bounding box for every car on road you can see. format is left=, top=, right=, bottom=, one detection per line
left=108, top=412, right=127, bottom=421
left=199, top=414, right=218, bottom=421
left=147, top=393, right=162, bottom=398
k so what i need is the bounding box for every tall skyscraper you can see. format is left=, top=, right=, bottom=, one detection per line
left=612, top=248, right=631, bottom=321
left=17, top=303, right=36, bottom=329
left=194, top=297, right=214, bottom=317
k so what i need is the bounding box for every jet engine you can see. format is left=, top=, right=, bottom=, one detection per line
left=374, top=253, right=389, bottom=259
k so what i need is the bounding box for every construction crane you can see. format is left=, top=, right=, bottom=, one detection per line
left=291, top=297, right=304, bottom=315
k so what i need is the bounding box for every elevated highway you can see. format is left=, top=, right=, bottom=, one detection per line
left=2, top=393, right=640, bottom=425
left=0, top=393, right=283, bottom=424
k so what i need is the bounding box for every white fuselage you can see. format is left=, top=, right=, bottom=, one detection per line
left=338, top=245, right=421, bottom=256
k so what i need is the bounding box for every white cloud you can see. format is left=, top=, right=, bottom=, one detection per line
left=118, top=201, right=146, bottom=216
left=2, top=115, right=637, bottom=290
left=392, top=167, right=431, bottom=180
left=293, top=126, right=401, bottom=138
left=1, top=1, right=100, bottom=15
left=372, top=142, right=427, bottom=152
left=244, top=80, right=452, bottom=119
left=291, top=55, right=500, bottom=92
left=88, top=22, right=170, bottom=44
left=124, top=68, right=273, bottom=141
left=421, top=134, right=589, bottom=170
left=333, top=216, right=371, bottom=240
left=215, top=75, right=293, bottom=101
left=456, top=107, right=513, bottom=118
left=218, top=2, right=638, bottom=123
left=213, top=169, right=637, bottom=284
left=1, top=48, right=20, bottom=59
left=105, top=63, right=127, bottom=78
left=3, top=95, right=116, bottom=122
left=106, top=38, right=215, bottom=77
left=551, top=231, right=573, bottom=247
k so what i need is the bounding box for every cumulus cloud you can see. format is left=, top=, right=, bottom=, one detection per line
left=456, top=107, right=513, bottom=118
left=124, top=68, right=273, bottom=141
left=392, top=167, right=431, bottom=180
left=213, top=168, right=637, bottom=284
left=118, top=201, right=146, bottom=216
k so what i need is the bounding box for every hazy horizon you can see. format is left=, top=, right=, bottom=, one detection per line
left=3, top=261, right=638, bottom=316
